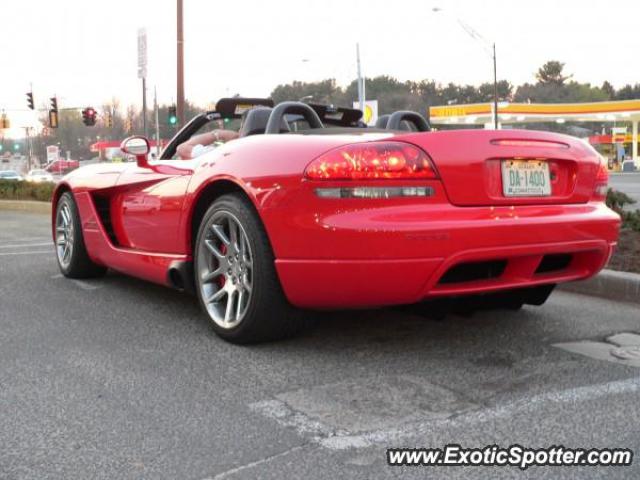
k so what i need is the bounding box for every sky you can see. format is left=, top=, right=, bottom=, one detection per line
left=1, top=0, right=639, bottom=128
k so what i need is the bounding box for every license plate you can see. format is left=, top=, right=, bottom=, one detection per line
left=501, top=160, right=551, bottom=197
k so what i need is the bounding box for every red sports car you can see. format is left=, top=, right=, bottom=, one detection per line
left=52, top=98, right=620, bottom=343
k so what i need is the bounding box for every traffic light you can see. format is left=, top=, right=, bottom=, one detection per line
left=0, top=114, right=10, bottom=129
left=124, top=116, right=132, bottom=133
left=82, top=107, right=97, bottom=126
left=26, top=91, right=34, bottom=110
left=49, top=96, right=59, bottom=128
left=105, top=110, right=113, bottom=128
left=49, top=111, right=59, bottom=129
left=13, top=144, right=20, bottom=151
left=168, top=105, right=178, bottom=125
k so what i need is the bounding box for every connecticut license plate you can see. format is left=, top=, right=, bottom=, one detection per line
left=501, top=160, right=551, bottom=197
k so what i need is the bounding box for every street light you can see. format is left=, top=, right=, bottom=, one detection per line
left=432, top=7, right=499, bottom=129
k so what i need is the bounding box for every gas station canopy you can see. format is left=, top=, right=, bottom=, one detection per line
left=429, top=99, right=640, bottom=166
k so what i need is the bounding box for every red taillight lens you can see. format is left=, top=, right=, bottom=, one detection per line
left=592, top=156, right=609, bottom=201
left=304, top=142, right=437, bottom=180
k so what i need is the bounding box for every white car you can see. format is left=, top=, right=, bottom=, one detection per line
left=25, top=169, right=54, bottom=183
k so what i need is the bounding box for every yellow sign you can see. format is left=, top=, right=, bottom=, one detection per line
left=353, top=100, right=378, bottom=126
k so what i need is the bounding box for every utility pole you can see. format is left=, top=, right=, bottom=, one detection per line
left=142, top=79, right=148, bottom=137
left=356, top=43, right=365, bottom=113
left=176, top=0, right=185, bottom=126
left=154, top=86, right=160, bottom=157
left=138, top=28, right=148, bottom=137
left=432, top=7, right=500, bottom=129
left=493, top=43, right=498, bottom=130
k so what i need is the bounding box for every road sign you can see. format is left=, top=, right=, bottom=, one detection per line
left=137, top=28, right=147, bottom=79
left=46, top=145, right=59, bottom=163
left=612, top=127, right=627, bottom=144
left=353, top=100, right=378, bottom=126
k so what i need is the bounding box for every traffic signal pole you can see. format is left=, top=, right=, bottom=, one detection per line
left=24, top=127, right=32, bottom=171
left=176, top=0, right=185, bottom=126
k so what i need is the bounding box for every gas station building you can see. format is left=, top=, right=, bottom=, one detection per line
left=429, top=99, right=640, bottom=170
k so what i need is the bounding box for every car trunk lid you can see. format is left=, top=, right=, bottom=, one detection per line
left=396, top=129, right=602, bottom=206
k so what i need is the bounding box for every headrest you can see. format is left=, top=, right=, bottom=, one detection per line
left=375, top=114, right=390, bottom=129
left=238, top=107, right=290, bottom=137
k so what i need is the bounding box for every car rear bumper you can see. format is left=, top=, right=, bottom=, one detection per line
left=273, top=202, right=620, bottom=308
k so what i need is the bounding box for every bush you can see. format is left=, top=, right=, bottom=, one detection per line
left=606, top=188, right=636, bottom=213
left=607, top=188, right=640, bottom=232
left=622, top=210, right=640, bottom=232
left=0, top=180, right=55, bottom=202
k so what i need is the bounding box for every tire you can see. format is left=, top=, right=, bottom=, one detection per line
left=194, top=193, right=308, bottom=343
left=55, top=192, right=107, bottom=279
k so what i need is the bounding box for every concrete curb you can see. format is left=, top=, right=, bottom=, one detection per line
left=0, top=199, right=51, bottom=215
left=560, top=269, right=640, bottom=305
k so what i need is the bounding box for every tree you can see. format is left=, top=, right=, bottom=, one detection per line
left=536, top=61, right=572, bottom=85
left=615, top=84, right=640, bottom=100
left=271, top=79, right=342, bottom=105
left=601, top=81, right=615, bottom=99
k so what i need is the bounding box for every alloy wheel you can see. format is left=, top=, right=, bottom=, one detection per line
left=56, top=202, right=74, bottom=268
left=197, top=211, right=254, bottom=329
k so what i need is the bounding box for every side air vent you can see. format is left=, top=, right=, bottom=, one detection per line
left=92, top=195, right=119, bottom=245
left=439, top=260, right=507, bottom=285
left=535, top=254, right=572, bottom=274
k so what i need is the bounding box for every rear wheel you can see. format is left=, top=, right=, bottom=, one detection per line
left=194, top=194, right=307, bottom=343
left=55, top=192, right=107, bottom=278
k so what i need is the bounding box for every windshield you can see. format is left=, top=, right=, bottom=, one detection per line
left=30, top=170, right=47, bottom=175
left=0, top=171, right=19, bottom=177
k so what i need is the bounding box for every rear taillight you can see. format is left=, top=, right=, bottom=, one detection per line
left=592, top=156, right=609, bottom=201
left=304, top=141, right=437, bottom=180
left=491, top=139, right=569, bottom=149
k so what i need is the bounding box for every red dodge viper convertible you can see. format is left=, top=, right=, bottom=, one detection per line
left=52, top=98, right=620, bottom=343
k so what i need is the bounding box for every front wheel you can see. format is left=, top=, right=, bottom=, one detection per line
left=55, top=192, right=107, bottom=278
left=194, top=193, right=307, bottom=343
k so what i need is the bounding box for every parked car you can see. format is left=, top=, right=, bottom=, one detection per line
left=51, top=97, right=621, bottom=344
left=25, top=169, right=55, bottom=183
left=0, top=170, right=23, bottom=181
left=45, top=159, right=80, bottom=175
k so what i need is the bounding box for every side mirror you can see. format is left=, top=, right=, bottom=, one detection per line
left=121, top=136, right=150, bottom=168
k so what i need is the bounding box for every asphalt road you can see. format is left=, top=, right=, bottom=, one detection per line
left=610, top=173, right=640, bottom=206
left=1, top=210, right=640, bottom=480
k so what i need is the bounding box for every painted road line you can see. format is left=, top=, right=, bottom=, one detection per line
left=0, top=250, right=52, bottom=256
left=252, top=375, right=640, bottom=451
left=0, top=242, right=53, bottom=249
left=0, top=237, right=51, bottom=242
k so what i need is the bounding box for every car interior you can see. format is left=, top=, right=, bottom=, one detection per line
left=160, top=97, right=431, bottom=159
